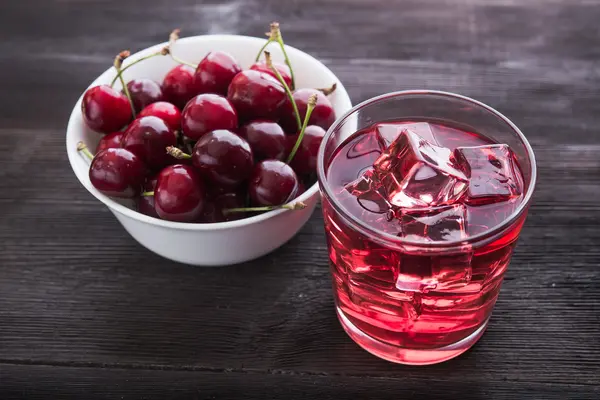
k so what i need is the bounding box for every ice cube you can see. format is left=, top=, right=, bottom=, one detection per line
left=347, top=245, right=398, bottom=286
left=339, top=174, right=401, bottom=235
left=395, top=252, right=473, bottom=293
left=453, top=144, right=522, bottom=206
left=374, top=129, right=470, bottom=208
left=400, top=204, right=467, bottom=242
left=342, top=242, right=400, bottom=311
left=395, top=255, right=436, bottom=292
left=343, top=168, right=390, bottom=214
left=431, top=253, right=473, bottom=291
left=347, top=279, right=422, bottom=320
left=346, top=130, right=385, bottom=159
left=376, top=122, right=438, bottom=148
left=466, top=199, right=519, bottom=236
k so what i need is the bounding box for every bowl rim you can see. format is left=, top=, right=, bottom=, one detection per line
left=66, top=34, right=352, bottom=231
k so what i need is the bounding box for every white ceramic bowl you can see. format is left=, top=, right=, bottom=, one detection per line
left=66, top=34, right=352, bottom=266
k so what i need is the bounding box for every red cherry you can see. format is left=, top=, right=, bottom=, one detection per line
left=162, top=65, right=200, bottom=109
left=290, top=125, right=327, bottom=176
left=194, top=51, right=241, bottom=96
left=136, top=177, right=159, bottom=218
left=249, top=60, right=292, bottom=88
left=154, top=164, right=206, bottom=222
left=82, top=85, right=132, bottom=133
left=200, top=192, right=247, bottom=223
left=238, top=120, right=287, bottom=161
left=280, top=89, right=335, bottom=133
left=296, top=181, right=307, bottom=198
left=227, top=70, right=286, bottom=121
left=89, top=148, right=146, bottom=198
left=126, top=78, right=164, bottom=112
left=139, top=101, right=182, bottom=131
left=285, top=132, right=299, bottom=156
left=95, top=131, right=124, bottom=154
left=205, top=181, right=248, bottom=201
left=121, top=116, right=178, bottom=170
left=192, top=129, right=254, bottom=187
left=181, top=94, right=238, bottom=140
left=206, top=183, right=235, bottom=199
left=248, top=160, right=299, bottom=206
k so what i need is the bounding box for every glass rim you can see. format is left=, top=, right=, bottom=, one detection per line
left=317, top=89, right=538, bottom=249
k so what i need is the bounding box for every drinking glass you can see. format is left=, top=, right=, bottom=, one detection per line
left=317, top=90, right=537, bottom=365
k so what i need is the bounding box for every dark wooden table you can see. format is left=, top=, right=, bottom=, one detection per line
left=2, top=0, right=600, bottom=398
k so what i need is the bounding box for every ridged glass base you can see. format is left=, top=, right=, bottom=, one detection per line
left=337, top=307, right=489, bottom=365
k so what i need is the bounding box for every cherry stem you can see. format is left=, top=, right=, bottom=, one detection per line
left=286, top=94, right=317, bottom=164
left=168, top=29, right=198, bottom=68
left=255, top=39, right=273, bottom=62
left=254, top=22, right=295, bottom=90
left=223, top=201, right=307, bottom=215
left=77, top=141, right=94, bottom=160
left=253, top=22, right=279, bottom=62
left=114, top=51, right=137, bottom=118
left=317, top=82, right=337, bottom=96
left=141, top=191, right=155, bottom=197
left=110, top=48, right=169, bottom=87
left=171, top=54, right=196, bottom=68
left=166, top=146, right=192, bottom=159
left=269, top=22, right=296, bottom=91
left=264, top=51, right=301, bottom=132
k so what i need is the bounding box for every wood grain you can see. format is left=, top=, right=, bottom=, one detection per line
left=1, top=0, right=600, bottom=398
left=2, top=364, right=599, bottom=400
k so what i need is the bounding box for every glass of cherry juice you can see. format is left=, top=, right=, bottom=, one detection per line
left=317, top=90, right=536, bottom=365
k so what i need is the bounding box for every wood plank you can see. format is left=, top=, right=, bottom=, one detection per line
left=1, top=364, right=599, bottom=400
left=1, top=0, right=600, bottom=141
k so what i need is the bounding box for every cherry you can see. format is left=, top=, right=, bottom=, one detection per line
left=227, top=70, right=286, bottom=121
left=200, top=192, right=247, bottom=223
left=181, top=94, right=238, bottom=140
left=249, top=60, right=292, bottom=88
left=162, top=65, right=200, bottom=109
left=88, top=147, right=146, bottom=198
left=136, top=176, right=159, bottom=218
left=238, top=120, right=287, bottom=161
left=280, top=89, right=335, bottom=133
left=289, top=125, right=327, bottom=176
left=296, top=181, right=307, bottom=198
left=154, top=164, right=205, bottom=222
left=285, top=132, right=299, bottom=156
left=206, top=182, right=238, bottom=199
left=126, top=78, right=164, bottom=112
left=139, top=101, right=182, bottom=132
left=121, top=116, right=177, bottom=170
left=95, top=131, right=124, bottom=154
left=192, top=129, right=253, bottom=187
left=248, top=160, right=299, bottom=206
left=194, top=51, right=241, bottom=96
left=82, top=85, right=132, bottom=133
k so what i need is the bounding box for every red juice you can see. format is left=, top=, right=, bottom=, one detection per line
left=322, top=120, right=528, bottom=364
